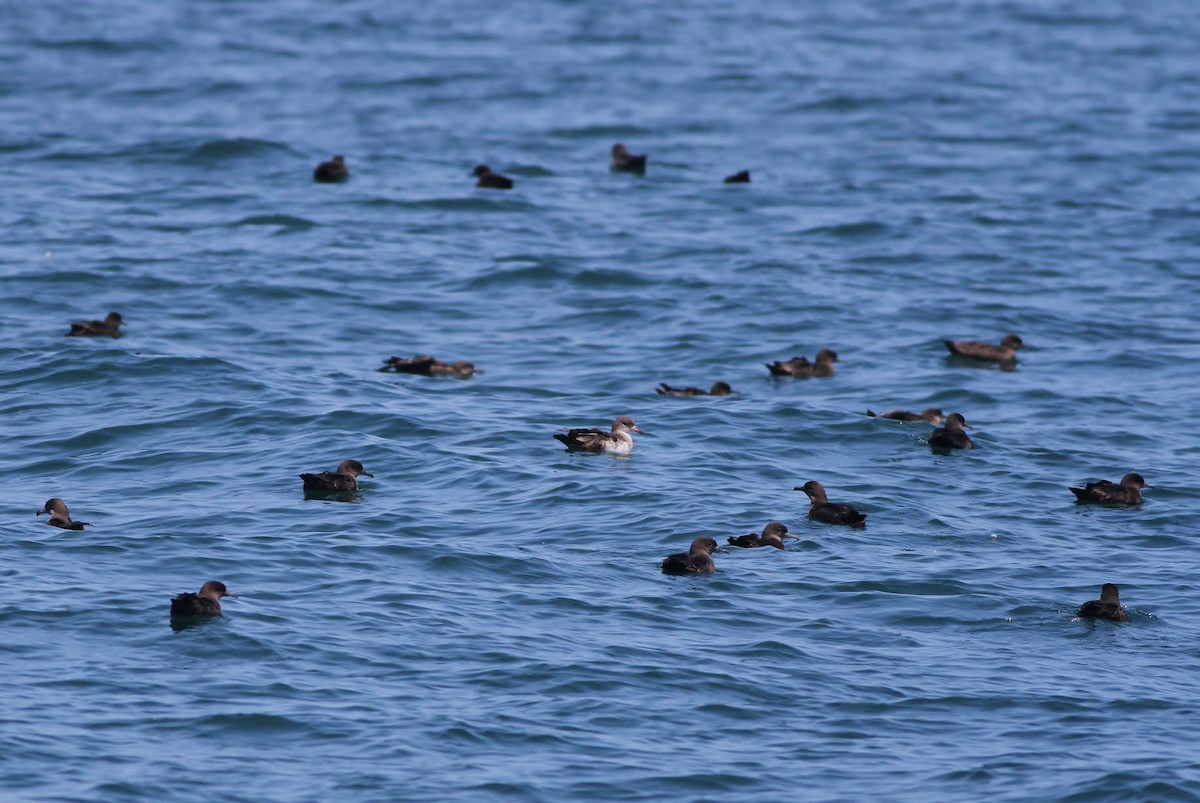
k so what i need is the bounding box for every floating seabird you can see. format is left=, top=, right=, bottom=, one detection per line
left=171, top=580, right=237, bottom=618
left=944, top=334, right=1024, bottom=362
left=472, top=164, right=514, bottom=189
left=767, top=349, right=839, bottom=377
left=1069, top=473, right=1150, bottom=506
left=723, top=170, right=751, bottom=184
left=661, top=536, right=727, bottom=575
left=727, top=521, right=796, bottom=550
left=795, top=481, right=867, bottom=527
left=554, top=416, right=642, bottom=454
left=313, top=154, right=349, bottom=183
left=1077, top=583, right=1128, bottom=622
left=36, top=498, right=91, bottom=530
left=928, top=412, right=974, bottom=450
left=300, top=459, right=373, bottom=494
left=380, top=354, right=477, bottom=378
left=656, top=381, right=733, bottom=397
left=67, top=312, right=123, bottom=338
left=610, top=143, right=647, bottom=174
left=867, top=407, right=943, bottom=424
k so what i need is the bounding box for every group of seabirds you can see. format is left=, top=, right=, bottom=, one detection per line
left=50, top=149, right=1141, bottom=625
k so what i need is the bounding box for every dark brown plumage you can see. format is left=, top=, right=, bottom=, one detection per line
left=67, top=311, right=123, bottom=338
left=767, top=349, right=839, bottom=377
left=867, top=407, right=943, bottom=424
left=554, top=416, right=642, bottom=454
left=36, top=498, right=91, bottom=530
left=300, top=459, right=374, bottom=494
left=313, top=154, right=349, bottom=183
left=1070, top=473, right=1150, bottom=505
left=944, top=334, right=1024, bottom=362
left=610, top=143, right=647, bottom=174
left=661, top=536, right=727, bottom=575
left=723, top=170, right=751, bottom=184
left=171, top=580, right=236, bottom=618
left=656, top=381, right=733, bottom=397
left=796, top=481, right=866, bottom=527
left=1077, top=583, right=1128, bottom=622
left=472, top=164, right=514, bottom=189
left=380, top=354, right=477, bottom=378
left=928, top=413, right=974, bottom=450
left=727, top=521, right=795, bottom=550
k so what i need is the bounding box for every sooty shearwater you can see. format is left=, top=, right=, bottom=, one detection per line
left=928, top=413, right=974, bottom=450
left=661, top=536, right=727, bottom=575
left=610, top=143, right=647, bottom=174
left=727, top=521, right=796, bottom=550
left=36, top=498, right=91, bottom=530
left=472, top=164, right=514, bottom=189
left=1077, top=583, right=1128, bottom=622
left=554, top=416, right=643, bottom=454
left=313, top=154, right=349, bottom=183
left=171, top=580, right=237, bottom=618
left=380, top=354, right=477, bottom=378
left=1069, top=473, right=1150, bottom=506
left=656, top=381, right=733, bottom=397
left=724, top=170, right=751, bottom=184
left=67, top=311, right=123, bottom=338
left=767, top=349, right=839, bottom=377
left=796, top=481, right=867, bottom=527
left=867, top=407, right=943, bottom=425
left=944, top=334, right=1024, bottom=362
left=300, top=459, right=373, bottom=494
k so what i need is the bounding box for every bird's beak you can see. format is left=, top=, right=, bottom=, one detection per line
left=223, top=592, right=239, bottom=599
left=793, top=486, right=803, bottom=492
left=783, top=532, right=799, bottom=539
left=362, top=471, right=375, bottom=478
left=37, top=509, right=47, bottom=516
left=714, top=546, right=729, bottom=553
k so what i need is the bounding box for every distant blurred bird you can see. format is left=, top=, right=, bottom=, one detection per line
left=944, top=334, right=1024, bottom=362
left=661, top=536, right=726, bottom=575
left=472, top=164, right=514, bottom=189
left=37, top=498, right=91, bottom=530
left=610, top=143, right=647, bottom=174
left=1077, top=583, right=1128, bottom=622
left=313, top=154, right=349, bottom=183
left=1069, top=473, right=1150, bottom=505
left=67, top=311, right=123, bottom=338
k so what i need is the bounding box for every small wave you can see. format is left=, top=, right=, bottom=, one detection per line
left=186, top=137, right=292, bottom=163
left=233, top=214, right=317, bottom=232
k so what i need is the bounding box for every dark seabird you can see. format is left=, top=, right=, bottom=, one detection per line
left=472, top=164, right=514, bottom=189
left=656, top=381, right=733, bottom=397
left=610, top=143, right=647, bottom=174
left=380, top=354, right=477, bottom=378
left=300, top=459, right=373, bottom=494
left=928, top=412, right=974, bottom=449
left=36, top=498, right=91, bottom=530
left=944, top=334, right=1024, bottom=362
left=727, top=521, right=796, bottom=550
left=313, top=154, right=349, bottom=183
left=723, top=170, right=751, bottom=184
left=1077, top=583, right=1128, bottom=622
left=767, top=349, right=839, bottom=377
left=1069, top=473, right=1150, bottom=506
left=867, top=407, right=943, bottom=425
left=67, top=311, right=123, bottom=338
left=796, top=481, right=867, bottom=527
left=171, top=580, right=237, bottom=618
left=554, top=416, right=642, bottom=454
left=661, top=536, right=727, bottom=575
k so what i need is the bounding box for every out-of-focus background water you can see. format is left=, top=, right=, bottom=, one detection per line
left=2, top=1, right=1199, bottom=800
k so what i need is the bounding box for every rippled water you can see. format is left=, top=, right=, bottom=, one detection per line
left=3, top=1, right=1200, bottom=800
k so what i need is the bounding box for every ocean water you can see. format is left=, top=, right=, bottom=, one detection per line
left=2, top=0, right=1199, bottom=800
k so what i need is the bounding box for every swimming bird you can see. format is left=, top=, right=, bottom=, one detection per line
left=380, top=354, right=477, bottom=378
left=67, top=311, right=123, bottom=338
left=472, top=164, right=514, bottom=189
left=661, top=536, right=727, bottom=575
left=610, top=143, right=647, bottom=174
left=300, top=459, right=374, bottom=494
left=656, top=381, right=733, bottom=397
left=724, top=170, right=751, bottom=184
left=1077, top=583, right=1128, bottom=622
left=944, top=334, right=1024, bottom=362
left=727, top=521, right=796, bottom=550
left=171, top=580, right=237, bottom=618
left=867, top=407, right=943, bottom=425
left=36, top=498, right=91, bottom=530
left=928, top=412, right=974, bottom=449
left=1069, top=473, right=1150, bottom=506
left=796, top=481, right=867, bottom=527
left=554, top=416, right=643, bottom=454
left=313, top=154, right=349, bottom=183
left=767, top=349, right=839, bottom=377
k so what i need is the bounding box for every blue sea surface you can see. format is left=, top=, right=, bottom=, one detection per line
left=2, top=1, right=1200, bottom=800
